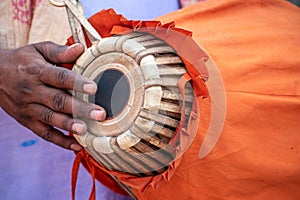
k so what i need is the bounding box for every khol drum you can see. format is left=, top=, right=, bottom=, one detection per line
left=73, top=31, right=195, bottom=177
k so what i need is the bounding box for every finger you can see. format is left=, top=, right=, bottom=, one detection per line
left=38, top=64, right=98, bottom=95
left=34, top=85, right=106, bottom=121
left=24, top=119, right=82, bottom=151
left=0, top=81, right=81, bottom=151
left=28, top=103, right=89, bottom=135
left=33, top=41, right=84, bottom=64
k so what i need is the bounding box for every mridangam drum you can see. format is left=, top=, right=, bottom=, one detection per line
left=73, top=31, right=195, bottom=177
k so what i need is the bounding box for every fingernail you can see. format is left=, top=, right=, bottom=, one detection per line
left=72, top=123, right=87, bottom=134
left=83, top=83, right=97, bottom=94
left=70, top=143, right=82, bottom=151
left=90, top=109, right=106, bottom=121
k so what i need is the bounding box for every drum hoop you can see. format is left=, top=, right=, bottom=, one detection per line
left=79, top=52, right=145, bottom=137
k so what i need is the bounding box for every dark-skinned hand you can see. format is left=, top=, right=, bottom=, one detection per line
left=0, top=41, right=106, bottom=151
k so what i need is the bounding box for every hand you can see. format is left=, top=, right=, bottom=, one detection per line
left=0, top=42, right=106, bottom=151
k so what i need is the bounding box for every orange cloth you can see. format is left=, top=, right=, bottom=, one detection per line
left=138, top=0, right=300, bottom=199
left=70, top=0, right=300, bottom=199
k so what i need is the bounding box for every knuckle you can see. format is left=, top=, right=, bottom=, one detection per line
left=27, top=63, right=42, bottom=75
left=44, top=41, right=66, bottom=61
left=57, top=69, right=68, bottom=87
left=17, top=115, right=31, bottom=127
left=41, top=108, right=54, bottom=123
left=36, top=41, right=53, bottom=54
left=16, top=80, right=33, bottom=95
left=41, top=128, right=53, bottom=142
left=53, top=92, right=66, bottom=111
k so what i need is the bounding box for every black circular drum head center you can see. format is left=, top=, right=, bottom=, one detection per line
left=90, top=69, right=130, bottom=119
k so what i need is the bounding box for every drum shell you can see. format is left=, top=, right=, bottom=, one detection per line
left=73, top=32, right=195, bottom=176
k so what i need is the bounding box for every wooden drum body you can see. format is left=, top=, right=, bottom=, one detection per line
left=73, top=32, right=196, bottom=176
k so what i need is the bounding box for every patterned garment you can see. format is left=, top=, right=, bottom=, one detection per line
left=179, top=0, right=206, bottom=7
left=0, top=0, right=71, bottom=49
left=12, top=0, right=42, bottom=25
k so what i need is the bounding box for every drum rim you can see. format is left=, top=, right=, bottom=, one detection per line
left=81, top=52, right=144, bottom=137
left=72, top=31, right=198, bottom=175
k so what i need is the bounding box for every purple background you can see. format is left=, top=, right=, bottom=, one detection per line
left=81, top=0, right=180, bottom=19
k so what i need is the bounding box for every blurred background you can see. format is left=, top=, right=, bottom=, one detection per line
left=0, top=0, right=298, bottom=199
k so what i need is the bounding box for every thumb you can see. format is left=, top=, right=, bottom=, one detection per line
left=33, top=41, right=85, bottom=64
